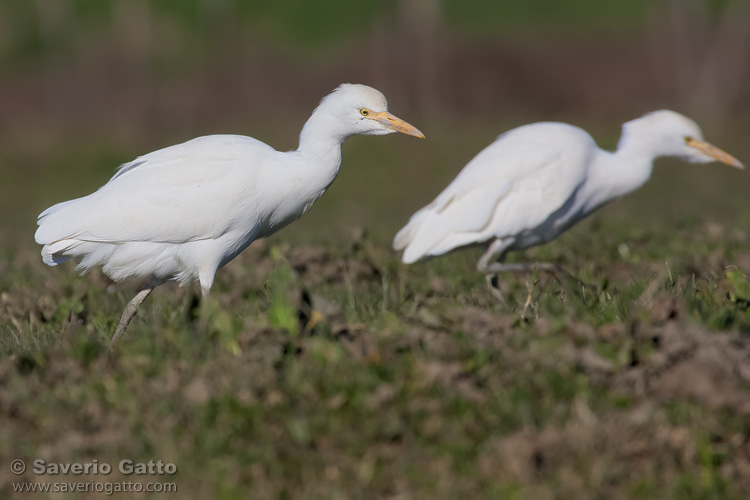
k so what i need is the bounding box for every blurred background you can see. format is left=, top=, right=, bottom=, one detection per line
left=2, top=0, right=749, bottom=249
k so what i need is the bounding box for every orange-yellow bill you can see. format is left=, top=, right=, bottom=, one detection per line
left=369, top=111, right=425, bottom=138
left=686, top=138, right=744, bottom=169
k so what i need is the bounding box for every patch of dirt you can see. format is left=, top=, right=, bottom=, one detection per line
left=477, top=410, right=706, bottom=497
left=288, top=246, right=381, bottom=287
left=617, top=320, right=750, bottom=414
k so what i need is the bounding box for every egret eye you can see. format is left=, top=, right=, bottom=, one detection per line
left=359, top=108, right=370, bottom=117
left=684, top=136, right=694, bottom=144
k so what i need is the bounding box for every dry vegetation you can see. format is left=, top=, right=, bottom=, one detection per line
left=3, top=211, right=750, bottom=498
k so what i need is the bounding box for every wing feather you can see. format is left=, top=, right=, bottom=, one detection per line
left=35, top=135, right=275, bottom=247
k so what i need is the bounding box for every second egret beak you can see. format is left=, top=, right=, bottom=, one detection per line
left=686, top=137, right=744, bottom=169
left=369, top=111, right=425, bottom=139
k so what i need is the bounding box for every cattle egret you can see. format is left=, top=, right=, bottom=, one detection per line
left=36, top=83, right=424, bottom=342
left=393, top=110, right=742, bottom=288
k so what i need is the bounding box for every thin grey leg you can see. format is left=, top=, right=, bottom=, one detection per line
left=111, top=287, right=154, bottom=345
left=478, top=239, right=509, bottom=302
left=477, top=239, right=506, bottom=272
left=485, top=274, right=506, bottom=303
left=483, top=261, right=564, bottom=275
left=483, top=261, right=594, bottom=293
left=477, top=241, right=594, bottom=298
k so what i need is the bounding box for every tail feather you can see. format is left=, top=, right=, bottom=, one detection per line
left=397, top=207, right=476, bottom=265
left=36, top=197, right=91, bottom=267
left=392, top=206, right=432, bottom=252
left=37, top=198, right=78, bottom=225
left=41, top=239, right=83, bottom=266
left=35, top=197, right=88, bottom=247
left=394, top=205, right=456, bottom=264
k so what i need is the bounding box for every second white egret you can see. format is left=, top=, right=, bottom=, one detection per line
left=394, top=110, right=742, bottom=282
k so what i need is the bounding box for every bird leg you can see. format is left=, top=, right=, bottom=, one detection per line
left=484, top=259, right=593, bottom=290
left=477, top=239, right=506, bottom=273
left=478, top=240, right=511, bottom=302
left=111, top=286, right=155, bottom=345
left=485, top=274, right=507, bottom=303
left=477, top=242, right=595, bottom=300
left=483, top=261, right=566, bottom=275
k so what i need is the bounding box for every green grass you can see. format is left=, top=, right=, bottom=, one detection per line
left=3, top=218, right=750, bottom=498
left=2, top=122, right=750, bottom=498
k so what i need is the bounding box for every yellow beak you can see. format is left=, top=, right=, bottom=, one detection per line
left=369, top=111, right=425, bottom=139
left=686, top=138, right=744, bottom=169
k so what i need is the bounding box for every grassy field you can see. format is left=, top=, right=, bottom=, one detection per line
left=2, top=121, right=750, bottom=498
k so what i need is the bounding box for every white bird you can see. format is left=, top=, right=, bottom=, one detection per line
left=36, top=83, right=424, bottom=341
left=394, top=110, right=743, bottom=285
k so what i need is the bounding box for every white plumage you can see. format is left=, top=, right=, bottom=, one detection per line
left=36, top=83, right=424, bottom=340
left=394, top=110, right=742, bottom=273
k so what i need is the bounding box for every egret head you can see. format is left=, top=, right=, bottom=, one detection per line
left=317, top=84, right=425, bottom=139
left=622, top=110, right=743, bottom=168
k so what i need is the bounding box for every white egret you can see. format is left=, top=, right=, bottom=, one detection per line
left=393, top=110, right=742, bottom=286
left=36, top=83, right=424, bottom=341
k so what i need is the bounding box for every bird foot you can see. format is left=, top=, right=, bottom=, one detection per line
left=485, top=274, right=507, bottom=303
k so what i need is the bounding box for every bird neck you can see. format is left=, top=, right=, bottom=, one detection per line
left=296, top=107, right=347, bottom=194
left=615, top=118, right=675, bottom=165
left=297, top=105, right=350, bottom=153
left=574, top=148, right=653, bottom=222
left=296, top=108, right=347, bottom=176
left=603, top=127, right=658, bottom=197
